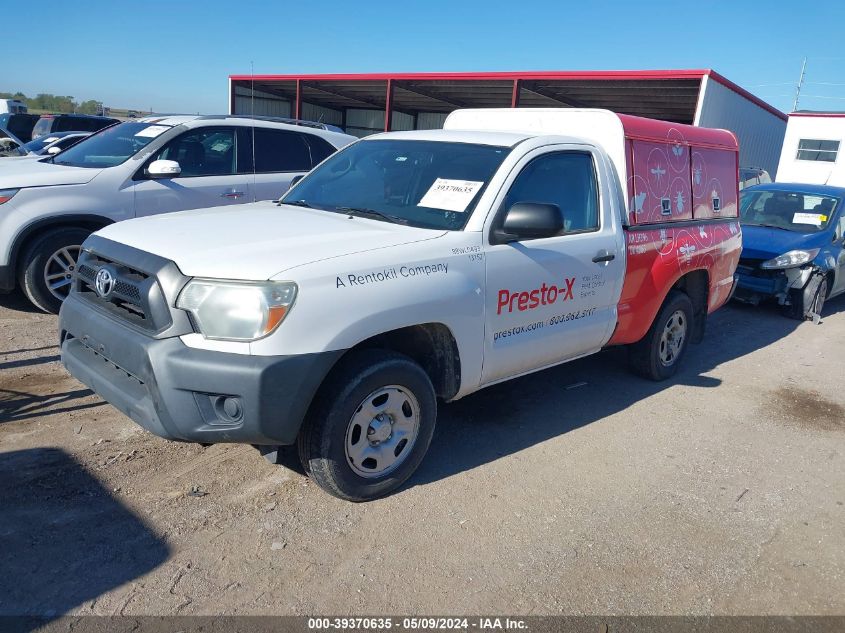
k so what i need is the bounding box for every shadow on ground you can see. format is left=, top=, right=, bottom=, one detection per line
left=0, top=388, right=104, bottom=424
left=0, top=448, right=170, bottom=624
left=411, top=299, right=841, bottom=489
left=0, top=355, right=61, bottom=371
left=0, top=289, right=41, bottom=315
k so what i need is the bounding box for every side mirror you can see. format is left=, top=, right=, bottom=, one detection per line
left=46, top=146, right=62, bottom=155
left=289, top=174, right=304, bottom=189
left=493, top=202, right=563, bottom=244
left=147, top=159, right=181, bottom=179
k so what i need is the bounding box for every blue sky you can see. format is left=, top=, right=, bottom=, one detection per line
left=5, top=1, right=844, bottom=115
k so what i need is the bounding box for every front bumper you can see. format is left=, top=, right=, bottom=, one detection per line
left=59, top=293, right=343, bottom=445
left=733, top=263, right=812, bottom=305
left=734, top=271, right=787, bottom=304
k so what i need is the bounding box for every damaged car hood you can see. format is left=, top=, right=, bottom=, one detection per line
left=740, top=224, right=831, bottom=261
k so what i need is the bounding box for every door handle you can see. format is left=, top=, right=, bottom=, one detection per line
left=221, top=191, right=245, bottom=199
left=592, top=251, right=616, bottom=264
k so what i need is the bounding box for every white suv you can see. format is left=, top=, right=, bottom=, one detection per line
left=0, top=115, right=355, bottom=312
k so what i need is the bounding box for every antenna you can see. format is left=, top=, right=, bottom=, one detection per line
left=250, top=61, right=257, bottom=202
left=792, top=57, right=807, bottom=112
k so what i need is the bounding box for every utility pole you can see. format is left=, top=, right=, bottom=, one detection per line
left=792, top=57, right=807, bottom=112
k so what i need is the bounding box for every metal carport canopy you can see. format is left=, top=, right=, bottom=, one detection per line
left=228, top=69, right=786, bottom=130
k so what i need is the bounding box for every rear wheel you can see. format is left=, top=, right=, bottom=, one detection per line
left=297, top=350, right=437, bottom=501
left=629, top=290, right=694, bottom=381
left=19, top=227, right=91, bottom=314
left=784, top=271, right=826, bottom=321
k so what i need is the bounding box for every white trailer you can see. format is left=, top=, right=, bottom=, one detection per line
left=776, top=112, right=845, bottom=186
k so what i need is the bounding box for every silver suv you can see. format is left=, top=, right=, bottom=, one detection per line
left=0, top=115, right=355, bottom=312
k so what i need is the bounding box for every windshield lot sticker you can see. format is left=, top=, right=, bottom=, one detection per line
left=418, top=179, right=484, bottom=212
left=792, top=212, right=824, bottom=226
left=135, top=125, right=169, bottom=138
left=336, top=262, right=448, bottom=288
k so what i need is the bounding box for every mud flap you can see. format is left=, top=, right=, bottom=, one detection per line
left=691, top=310, right=706, bottom=344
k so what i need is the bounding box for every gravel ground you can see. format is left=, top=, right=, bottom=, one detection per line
left=0, top=289, right=843, bottom=616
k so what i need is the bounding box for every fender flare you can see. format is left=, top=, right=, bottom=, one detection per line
left=8, top=214, right=115, bottom=281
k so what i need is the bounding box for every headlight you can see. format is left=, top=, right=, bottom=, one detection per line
left=176, top=279, right=297, bottom=341
left=760, top=249, right=819, bottom=269
left=0, top=189, right=20, bottom=205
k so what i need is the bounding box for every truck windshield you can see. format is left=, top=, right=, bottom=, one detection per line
left=280, top=139, right=511, bottom=230
left=52, top=122, right=172, bottom=168
left=740, top=189, right=839, bottom=233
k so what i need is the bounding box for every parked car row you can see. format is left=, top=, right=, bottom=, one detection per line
left=1, top=131, right=91, bottom=159
left=0, top=115, right=355, bottom=311
left=0, top=126, right=26, bottom=156
left=0, top=112, right=117, bottom=143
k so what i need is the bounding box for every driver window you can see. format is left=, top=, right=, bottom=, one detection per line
left=152, top=127, right=236, bottom=177
left=501, top=152, right=599, bottom=234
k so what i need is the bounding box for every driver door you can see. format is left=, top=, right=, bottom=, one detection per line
left=133, top=126, right=250, bottom=217
left=481, top=147, right=624, bottom=384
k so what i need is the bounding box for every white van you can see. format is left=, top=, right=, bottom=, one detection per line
left=0, top=99, right=28, bottom=114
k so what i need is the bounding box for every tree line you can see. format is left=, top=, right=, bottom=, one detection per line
left=1, top=91, right=104, bottom=115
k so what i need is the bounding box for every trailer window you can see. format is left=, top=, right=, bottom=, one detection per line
left=796, top=139, right=839, bottom=162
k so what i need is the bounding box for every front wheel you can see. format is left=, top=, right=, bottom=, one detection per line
left=19, top=227, right=91, bottom=314
left=629, top=290, right=694, bottom=381
left=297, top=350, right=437, bottom=501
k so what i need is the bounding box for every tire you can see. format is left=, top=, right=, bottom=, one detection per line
left=629, top=290, right=694, bottom=381
left=19, top=227, right=91, bottom=314
left=784, top=271, right=826, bottom=321
left=297, top=349, right=437, bottom=502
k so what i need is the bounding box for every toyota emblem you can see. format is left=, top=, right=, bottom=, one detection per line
left=95, top=268, right=115, bottom=298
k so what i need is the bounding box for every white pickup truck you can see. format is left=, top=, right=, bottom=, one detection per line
left=60, top=109, right=741, bottom=501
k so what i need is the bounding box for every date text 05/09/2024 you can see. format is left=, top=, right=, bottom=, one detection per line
left=307, top=617, right=528, bottom=631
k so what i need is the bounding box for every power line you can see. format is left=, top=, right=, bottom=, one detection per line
left=798, top=94, right=845, bottom=100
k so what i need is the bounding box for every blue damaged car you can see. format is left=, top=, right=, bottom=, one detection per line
left=735, top=183, right=845, bottom=320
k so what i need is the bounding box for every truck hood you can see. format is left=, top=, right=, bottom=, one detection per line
left=740, top=224, right=831, bottom=260
left=0, top=158, right=102, bottom=187
left=94, top=202, right=447, bottom=279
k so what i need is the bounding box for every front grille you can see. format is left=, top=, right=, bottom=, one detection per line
left=74, top=252, right=166, bottom=331
left=736, top=258, right=781, bottom=279
left=70, top=235, right=195, bottom=340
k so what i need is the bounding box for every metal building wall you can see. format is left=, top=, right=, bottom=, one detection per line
left=416, top=112, right=450, bottom=130
left=391, top=111, right=415, bottom=132
left=233, top=86, right=291, bottom=117
left=694, top=76, right=786, bottom=178
left=345, top=109, right=385, bottom=137
left=301, top=102, right=344, bottom=127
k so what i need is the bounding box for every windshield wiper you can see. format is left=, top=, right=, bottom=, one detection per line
left=745, top=222, right=792, bottom=231
left=335, top=206, right=408, bottom=225
left=281, top=199, right=315, bottom=208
